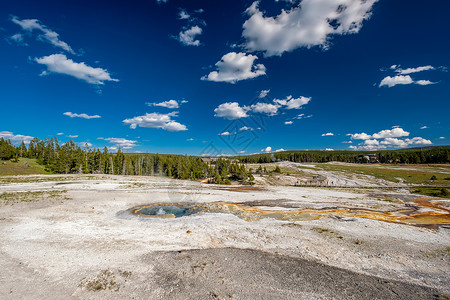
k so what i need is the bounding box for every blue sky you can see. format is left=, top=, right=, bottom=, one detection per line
left=0, top=0, right=449, bottom=155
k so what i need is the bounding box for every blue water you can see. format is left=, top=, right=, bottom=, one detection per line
left=138, top=205, right=198, bottom=218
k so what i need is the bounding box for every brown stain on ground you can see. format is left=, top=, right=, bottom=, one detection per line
left=133, top=197, right=450, bottom=228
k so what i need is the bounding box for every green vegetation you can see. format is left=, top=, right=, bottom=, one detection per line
left=413, top=187, right=450, bottom=199
left=312, top=227, right=343, bottom=239
left=237, top=147, right=449, bottom=164
left=316, top=163, right=450, bottom=185
left=0, top=137, right=253, bottom=184
left=0, top=158, right=50, bottom=175
left=0, top=190, right=68, bottom=205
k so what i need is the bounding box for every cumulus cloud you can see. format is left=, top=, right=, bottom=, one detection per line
left=404, top=137, right=432, bottom=145
left=67, top=135, right=79, bottom=138
left=284, top=121, right=293, bottom=125
left=11, top=16, right=74, bottom=53
left=415, top=80, right=436, bottom=86
left=219, top=131, right=232, bottom=136
left=35, top=54, right=118, bottom=85
left=439, top=137, right=445, bottom=140
left=63, top=112, right=101, bottom=119
left=177, top=26, right=202, bottom=46
left=259, top=89, right=270, bottom=98
left=321, top=132, right=334, bottom=136
left=420, top=126, right=428, bottom=129
left=239, top=126, right=253, bottom=131
left=242, top=0, right=377, bottom=57
left=347, top=127, right=431, bottom=150
left=380, top=65, right=441, bottom=87
left=372, top=127, right=409, bottom=139
left=275, top=148, right=285, bottom=152
left=348, top=127, right=409, bottom=140
left=0, top=131, right=34, bottom=144
left=379, top=75, right=413, bottom=87
left=123, top=111, right=187, bottom=131
left=347, top=132, right=372, bottom=140
left=273, top=95, right=311, bottom=109
left=102, top=137, right=137, bottom=150
left=147, top=100, right=179, bottom=109
left=251, top=102, right=279, bottom=116
left=201, top=52, right=266, bottom=83
left=214, top=102, right=249, bottom=120
left=261, top=146, right=272, bottom=152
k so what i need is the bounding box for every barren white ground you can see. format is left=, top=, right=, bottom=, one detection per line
left=0, top=174, right=449, bottom=299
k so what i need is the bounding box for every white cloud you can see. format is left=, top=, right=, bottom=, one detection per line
left=321, top=132, right=334, bottom=136
left=242, top=0, right=377, bottom=57
left=439, top=137, right=445, bottom=139
left=63, top=112, right=101, bottom=119
left=123, top=111, right=187, bottom=131
left=57, top=132, right=64, bottom=136
left=214, top=102, right=249, bottom=120
left=259, top=89, right=270, bottom=98
left=201, top=52, right=266, bottom=83
left=415, top=80, right=436, bottom=86
left=396, top=65, right=435, bottom=75
left=156, top=0, right=168, bottom=4
left=147, top=100, right=179, bottom=109
left=9, top=33, right=25, bottom=44
left=420, top=126, right=428, bottom=129
left=219, top=131, right=232, bottom=136
left=103, top=137, right=137, bottom=150
left=364, top=139, right=379, bottom=146
left=404, top=137, right=432, bottom=145
left=179, top=10, right=191, bottom=20
left=325, top=148, right=334, bottom=151
left=35, top=54, right=118, bottom=85
left=239, top=150, right=246, bottom=154
left=178, top=26, right=202, bottom=46
left=275, top=148, right=285, bottom=152
left=186, top=138, right=194, bottom=141
left=11, top=16, right=74, bottom=53
left=67, top=135, right=78, bottom=138
left=274, top=95, right=311, bottom=109
left=251, top=102, right=279, bottom=116
left=284, top=121, right=293, bottom=125
left=379, top=75, right=413, bottom=87
left=261, top=146, right=272, bottom=152
left=372, top=127, right=409, bottom=139
left=181, top=100, right=188, bottom=104
left=347, top=132, right=372, bottom=140
left=295, top=113, right=312, bottom=119
left=0, top=131, right=34, bottom=144
left=348, top=127, right=431, bottom=150
left=239, top=126, right=253, bottom=131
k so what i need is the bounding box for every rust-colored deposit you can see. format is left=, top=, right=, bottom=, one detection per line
left=133, top=197, right=450, bottom=227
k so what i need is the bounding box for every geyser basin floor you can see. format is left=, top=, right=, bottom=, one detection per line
left=0, top=174, right=449, bottom=298
left=132, top=198, right=450, bottom=228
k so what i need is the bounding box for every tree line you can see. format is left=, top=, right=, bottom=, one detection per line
left=0, top=137, right=254, bottom=184
left=236, top=148, right=450, bottom=164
